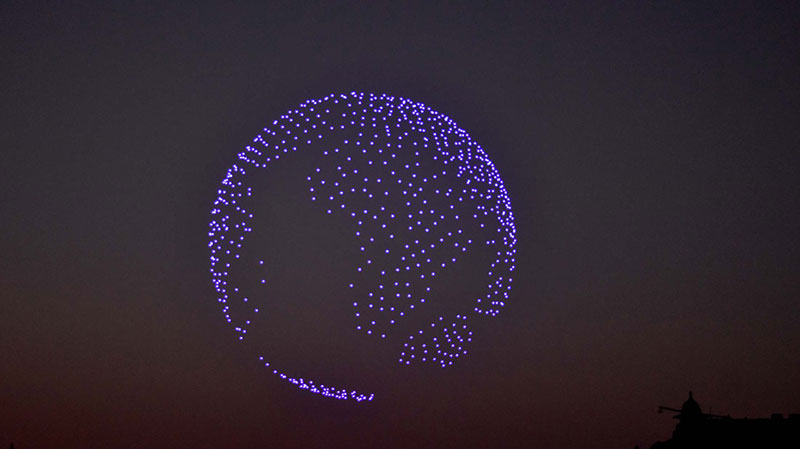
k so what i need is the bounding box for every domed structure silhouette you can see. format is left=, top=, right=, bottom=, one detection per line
left=650, top=392, right=800, bottom=449
left=678, top=391, right=701, bottom=420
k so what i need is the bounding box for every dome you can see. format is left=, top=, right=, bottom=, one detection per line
left=680, top=391, right=702, bottom=418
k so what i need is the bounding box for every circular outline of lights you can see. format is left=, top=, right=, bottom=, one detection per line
left=208, top=92, right=517, bottom=401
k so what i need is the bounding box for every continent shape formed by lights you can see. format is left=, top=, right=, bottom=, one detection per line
left=209, top=92, right=516, bottom=401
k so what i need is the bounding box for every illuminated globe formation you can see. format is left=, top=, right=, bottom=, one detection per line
left=209, top=92, right=516, bottom=401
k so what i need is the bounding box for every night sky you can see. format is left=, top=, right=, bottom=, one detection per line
left=2, top=1, right=799, bottom=448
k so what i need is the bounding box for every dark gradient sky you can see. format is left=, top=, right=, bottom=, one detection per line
left=2, top=1, right=799, bottom=448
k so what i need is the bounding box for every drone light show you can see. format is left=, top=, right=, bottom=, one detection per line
left=208, top=92, right=516, bottom=401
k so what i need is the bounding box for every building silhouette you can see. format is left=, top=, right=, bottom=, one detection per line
left=650, top=392, right=800, bottom=448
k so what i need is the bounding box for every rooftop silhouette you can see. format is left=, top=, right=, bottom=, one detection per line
left=649, top=392, right=800, bottom=448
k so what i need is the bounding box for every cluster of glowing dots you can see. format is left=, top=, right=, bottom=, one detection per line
left=208, top=92, right=516, bottom=401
